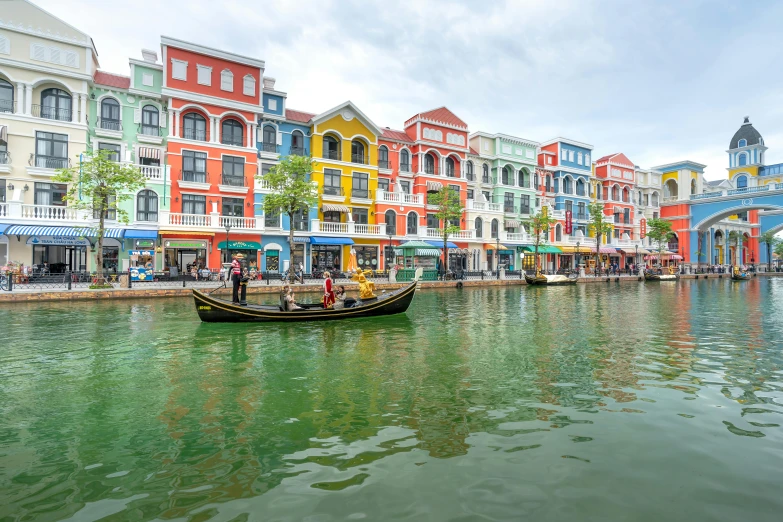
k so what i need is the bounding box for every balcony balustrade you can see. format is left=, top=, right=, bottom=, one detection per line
left=32, top=104, right=72, bottom=121
left=376, top=190, right=423, bottom=205
left=289, top=147, right=308, bottom=156
left=323, top=149, right=342, bottom=161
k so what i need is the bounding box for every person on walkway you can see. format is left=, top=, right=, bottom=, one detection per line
left=231, top=254, right=242, bottom=303
left=323, top=271, right=336, bottom=309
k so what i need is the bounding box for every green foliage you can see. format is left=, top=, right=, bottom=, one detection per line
left=587, top=202, right=613, bottom=267
left=759, top=230, right=780, bottom=269
left=524, top=207, right=558, bottom=271
left=646, top=218, right=674, bottom=264
left=54, top=149, right=146, bottom=281
left=257, top=155, right=319, bottom=280
left=427, top=187, right=464, bottom=274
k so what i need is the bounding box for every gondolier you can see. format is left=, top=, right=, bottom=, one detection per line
left=323, top=271, right=336, bottom=308
left=231, top=254, right=242, bottom=303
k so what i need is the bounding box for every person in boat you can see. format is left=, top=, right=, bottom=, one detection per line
left=333, top=286, right=346, bottom=310
left=282, top=286, right=303, bottom=311
left=323, top=271, right=336, bottom=309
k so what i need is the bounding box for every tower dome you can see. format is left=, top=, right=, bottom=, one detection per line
left=730, top=116, right=762, bottom=149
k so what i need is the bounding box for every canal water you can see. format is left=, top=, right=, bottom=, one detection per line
left=2, top=280, right=783, bottom=521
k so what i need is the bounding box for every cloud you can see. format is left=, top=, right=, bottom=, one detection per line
left=33, top=0, right=783, bottom=179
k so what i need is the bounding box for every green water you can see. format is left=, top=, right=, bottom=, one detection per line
left=2, top=280, right=783, bottom=521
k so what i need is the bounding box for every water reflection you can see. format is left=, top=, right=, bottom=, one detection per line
left=2, top=279, right=783, bottom=521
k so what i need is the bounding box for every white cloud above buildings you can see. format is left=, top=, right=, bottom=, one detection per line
left=34, top=0, right=783, bottom=179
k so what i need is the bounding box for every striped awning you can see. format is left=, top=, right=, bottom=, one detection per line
left=138, top=147, right=161, bottom=160
left=505, top=219, right=520, bottom=228
left=293, top=237, right=310, bottom=243
left=598, top=246, right=617, bottom=253
left=322, top=204, right=350, bottom=213
left=426, top=181, right=443, bottom=191
left=395, top=248, right=440, bottom=257
left=619, top=247, right=651, bottom=255
left=2, top=225, right=124, bottom=238
left=0, top=125, right=7, bottom=142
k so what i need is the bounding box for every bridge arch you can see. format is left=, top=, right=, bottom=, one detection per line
left=691, top=203, right=783, bottom=230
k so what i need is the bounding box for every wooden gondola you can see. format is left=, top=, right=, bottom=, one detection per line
left=643, top=269, right=680, bottom=282
left=731, top=272, right=753, bottom=281
left=193, top=278, right=419, bottom=323
left=524, top=271, right=579, bottom=286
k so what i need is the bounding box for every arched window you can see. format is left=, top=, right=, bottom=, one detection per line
left=136, top=190, right=158, bottom=222
left=40, top=88, right=72, bottom=121
left=400, top=150, right=410, bottom=171
left=262, top=125, right=277, bottom=152
left=576, top=179, right=585, bottom=196
left=407, top=212, right=418, bottom=235
left=466, top=161, right=474, bottom=180
left=424, top=154, right=436, bottom=174
left=351, top=140, right=366, bottom=164
left=663, top=180, right=678, bottom=200
left=612, top=185, right=620, bottom=201
left=622, top=187, right=630, bottom=203
left=738, top=153, right=747, bottom=166
left=99, top=98, right=120, bottom=130
left=220, top=69, right=233, bottom=92
left=0, top=79, right=13, bottom=113
left=482, top=164, right=489, bottom=182
left=182, top=112, right=207, bottom=141
left=652, top=192, right=659, bottom=206
left=491, top=218, right=499, bottom=239
left=545, top=176, right=552, bottom=192
left=534, top=171, right=539, bottom=188
left=445, top=157, right=455, bottom=177
left=690, top=179, right=697, bottom=194
left=502, top=166, right=511, bottom=185
left=563, top=177, right=573, bottom=194
left=141, top=105, right=160, bottom=136
left=323, top=135, right=340, bottom=160
left=738, top=139, right=747, bottom=147
left=519, top=169, right=529, bottom=188
left=378, top=145, right=389, bottom=168
left=222, top=119, right=244, bottom=147
left=475, top=217, right=483, bottom=238
left=385, top=209, right=396, bottom=235
left=736, top=175, right=748, bottom=189
left=291, top=130, right=304, bottom=155
left=555, top=224, right=562, bottom=242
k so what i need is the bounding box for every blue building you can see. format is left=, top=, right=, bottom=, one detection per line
left=539, top=138, right=593, bottom=234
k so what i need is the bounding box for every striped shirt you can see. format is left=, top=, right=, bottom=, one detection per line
left=231, top=259, right=241, bottom=275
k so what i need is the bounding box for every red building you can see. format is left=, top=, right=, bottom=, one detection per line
left=594, top=153, right=637, bottom=240
left=161, top=36, right=265, bottom=273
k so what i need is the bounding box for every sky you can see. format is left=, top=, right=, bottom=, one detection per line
left=35, top=0, right=783, bottom=180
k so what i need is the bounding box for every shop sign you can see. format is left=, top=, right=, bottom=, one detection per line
left=130, top=267, right=152, bottom=281
left=565, top=210, right=572, bottom=234
left=219, top=240, right=262, bottom=250
left=26, top=236, right=90, bottom=246
left=164, top=240, right=207, bottom=249
left=129, top=250, right=154, bottom=256
left=640, top=218, right=647, bottom=239
left=135, top=239, right=155, bottom=248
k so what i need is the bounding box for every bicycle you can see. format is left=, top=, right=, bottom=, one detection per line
left=0, top=273, right=9, bottom=291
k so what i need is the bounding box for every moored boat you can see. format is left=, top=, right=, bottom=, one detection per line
left=643, top=269, right=680, bottom=282
left=524, top=271, right=579, bottom=286
left=731, top=271, right=752, bottom=281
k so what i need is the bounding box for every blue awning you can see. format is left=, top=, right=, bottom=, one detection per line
left=293, top=237, right=311, bottom=243
left=2, top=225, right=124, bottom=238
left=425, top=240, right=458, bottom=249
left=123, top=229, right=158, bottom=239
left=310, top=236, right=354, bottom=245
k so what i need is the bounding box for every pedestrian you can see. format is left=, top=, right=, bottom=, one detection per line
left=231, top=254, right=242, bottom=303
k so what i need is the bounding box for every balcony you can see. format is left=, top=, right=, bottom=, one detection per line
left=424, top=164, right=439, bottom=175
left=322, top=186, right=345, bottom=202
left=289, top=147, right=308, bottom=156
left=503, top=205, right=517, bottom=214
left=466, top=173, right=475, bottom=181
left=180, top=128, right=209, bottom=142
left=32, top=104, right=72, bottom=122
left=466, top=200, right=502, bottom=212
left=0, top=100, right=15, bottom=113
left=351, top=154, right=368, bottom=165
left=27, top=154, right=71, bottom=176
left=378, top=159, right=391, bottom=169
left=95, top=118, right=123, bottom=139
left=137, top=124, right=164, bottom=145
left=178, top=171, right=210, bottom=190
left=218, top=215, right=257, bottom=229
left=222, top=137, right=244, bottom=147
left=220, top=174, right=249, bottom=194
left=575, top=213, right=587, bottom=221
left=163, top=211, right=262, bottom=231
left=0, top=151, right=10, bottom=174
left=139, top=165, right=165, bottom=181
left=0, top=202, right=93, bottom=225
left=426, top=228, right=475, bottom=240
left=22, top=204, right=79, bottom=221
left=399, top=163, right=411, bottom=173
left=255, top=178, right=272, bottom=192
left=352, top=189, right=369, bottom=199
left=323, top=149, right=342, bottom=161
left=376, top=190, right=423, bottom=205
left=311, top=219, right=387, bottom=237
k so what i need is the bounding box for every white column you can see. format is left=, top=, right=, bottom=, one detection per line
left=79, top=94, right=86, bottom=124
left=71, top=94, right=79, bottom=123
left=418, top=152, right=423, bottom=174
left=168, top=110, right=175, bottom=137
left=15, top=82, right=23, bottom=114
left=251, top=124, right=257, bottom=149
left=24, top=84, right=33, bottom=115
left=214, top=117, right=221, bottom=144
left=247, top=123, right=254, bottom=148
left=173, top=110, right=180, bottom=137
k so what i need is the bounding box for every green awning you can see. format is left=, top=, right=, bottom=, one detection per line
left=519, top=245, right=563, bottom=254
left=218, top=240, right=262, bottom=250
left=395, top=248, right=440, bottom=257
left=396, top=240, right=435, bottom=249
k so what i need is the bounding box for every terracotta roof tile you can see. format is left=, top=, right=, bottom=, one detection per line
left=413, top=106, right=468, bottom=128
left=285, top=108, right=315, bottom=123
left=381, top=128, right=413, bottom=143
left=596, top=153, right=619, bottom=163
left=93, top=71, right=130, bottom=89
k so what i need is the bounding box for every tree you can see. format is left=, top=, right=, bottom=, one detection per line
left=524, top=207, right=558, bottom=274
left=257, top=155, right=318, bottom=282
left=54, top=149, right=146, bottom=286
left=427, top=186, right=464, bottom=277
left=587, top=202, right=613, bottom=275
left=758, top=230, right=779, bottom=271
left=646, top=218, right=674, bottom=267
left=774, top=239, right=783, bottom=270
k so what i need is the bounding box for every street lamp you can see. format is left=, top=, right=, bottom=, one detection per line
left=224, top=223, right=232, bottom=264
left=635, top=244, right=639, bottom=271
left=496, top=234, right=500, bottom=280
left=387, top=230, right=394, bottom=273
left=576, top=241, right=580, bottom=272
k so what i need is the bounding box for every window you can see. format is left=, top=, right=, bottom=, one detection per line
left=323, top=169, right=342, bottom=196
left=40, top=88, right=72, bottom=121
left=141, top=105, right=160, bottom=136
left=520, top=194, right=530, bottom=214
left=0, top=79, right=13, bottom=113
left=259, top=125, right=277, bottom=153
left=577, top=202, right=586, bottom=220
left=482, top=164, right=489, bottom=183
left=738, top=153, right=747, bottom=166
left=268, top=99, right=278, bottom=111
left=222, top=197, right=244, bottom=217
left=98, top=143, right=121, bottom=162
left=221, top=119, right=244, bottom=147
left=0, top=34, right=9, bottom=55
left=466, top=161, right=474, bottom=180
left=323, top=135, right=340, bottom=160
left=322, top=211, right=341, bottom=223
left=561, top=148, right=567, bottom=161
left=182, top=150, right=207, bottom=183
left=222, top=156, right=245, bottom=186
left=400, top=181, right=411, bottom=194
left=577, top=152, right=583, bottom=165
left=585, top=154, right=590, bottom=165
left=427, top=213, right=439, bottom=230
left=352, top=208, right=369, bottom=224
left=220, top=69, right=233, bottom=92
left=504, top=193, right=515, bottom=213
left=172, top=59, right=187, bottom=80
left=142, top=73, right=154, bottom=87
left=400, top=150, right=410, bottom=171
left=445, top=157, right=455, bottom=177
left=738, top=139, right=747, bottom=147
left=482, top=191, right=491, bottom=202
left=475, top=218, right=483, bottom=237
left=563, top=177, right=572, bottom=194
left=385, top=210, right=397, bottom=235
left=291, top=131, right=305, bottom=155
left=197, top=65, right=212, bottom=85
left=292, top=208, right=309, bottom=231
left=545, top=176, right=552, bottom=192
left=407, top=212, right=418, bottom=234
left=378, top=178, right=390, bottom=193
left=243, top=75, right=255, bottom=96
left=0, top=179, right=5, bottom=203
left=467, top=189, right=474, bottom=200
left=624, top=208, right=630, bottom=224
left=136, top=190, right=158, bottom=222
left=502, top=166, right=511, bottom=185
left=351, top=140, right=366, bottom=164
left=556, top=224, right=562, bottom=242
left=565, top=200, right=573, bottom=214
left=491, top=218, right=499, bottom=239
left=352, top=172, right=369, bottom=198
left=612, top=185, right=620, bottom=201
left=35, top=131, right=68, bottom=169
left=568, top=150, right=574, bottom=162
left=736, top=175, right=748, bottom=189
left=98, top=98, right=121, bottom=130
left=575, top=179, right=585, bottom=196
left=34, top=182, right=67, bottom=206
left=518, top=169, right=529, bottom=188
left=182, top=112, right=207, bottom=141
left=182, top=194, right=206, bottom=215
left=265, top=209, right=281, bottom=228
left=378, top=146, right=390, bottom=169
left=425, top=154, right=436, bottom=174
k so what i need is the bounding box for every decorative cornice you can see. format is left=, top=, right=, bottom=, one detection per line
left=0, top=17, right=93, bottom=49
left=163, top=87, right=263, bottom=116
left=0, top=56, right=92, bottom=83
left=161, top=36, right=265, bottom=69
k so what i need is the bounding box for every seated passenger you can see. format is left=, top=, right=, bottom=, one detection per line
left=285, top=288, right=303, bottom=311
left=333, top=285, right=346, bottom=310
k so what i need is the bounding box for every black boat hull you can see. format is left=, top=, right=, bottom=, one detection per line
left=731, top=274, right=752, bottom=281
left=643, top=271, right=680, bottom=281
left=193, top=281, right=418, bottom=322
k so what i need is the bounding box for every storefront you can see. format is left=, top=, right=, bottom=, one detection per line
left=123, top=230, right=159, bottom=271
left=353, top=244, right=379, bottom=272
left=310, top=237, right=353, bottom=271
left=394, top=240, right=440, bottom=280
left=218, top=240, right=261, bottom=272
left=163, top=238, right=209, bottom=276
left=518, top=245, right=563, bottom=272
left=30, top=236, right=89, bottom=273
